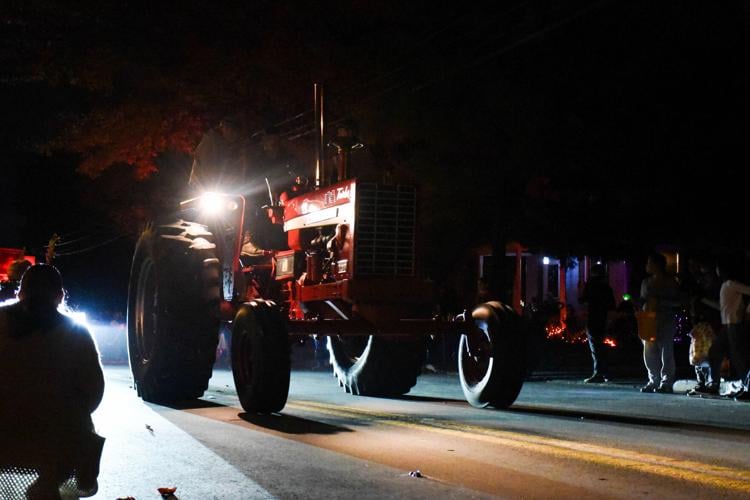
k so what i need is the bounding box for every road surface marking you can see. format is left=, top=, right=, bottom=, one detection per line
left=286, top=400, right=750, bottom=494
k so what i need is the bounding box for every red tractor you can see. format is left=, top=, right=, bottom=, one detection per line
left=126, top=89, right=526, bottom=412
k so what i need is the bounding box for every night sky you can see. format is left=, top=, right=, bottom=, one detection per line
left=2, top=1, right=750, bottom=312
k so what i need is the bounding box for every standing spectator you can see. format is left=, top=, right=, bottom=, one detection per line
left=640, top=252, right=681, bottom=393
left=579, top=264, right=615, bottom=383
left=736, top=293, right=750, bottom=401
left=0, top=264, right=105, bottom=498
left=698, top=258, right=750, bottom=395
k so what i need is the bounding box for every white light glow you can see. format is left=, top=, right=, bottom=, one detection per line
left=64, top=310, right=89, bottom=328
left=543, top=257, right=550, bottom=266
left=0, top=298, right=90, bottom=329
left=199, top=192, right=226, bottom=215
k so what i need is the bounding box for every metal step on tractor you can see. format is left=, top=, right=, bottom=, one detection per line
left=126, top=86, right=526, bottom=412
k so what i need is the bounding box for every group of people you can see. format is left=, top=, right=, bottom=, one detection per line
left=579, top=251, right=750, bottom=401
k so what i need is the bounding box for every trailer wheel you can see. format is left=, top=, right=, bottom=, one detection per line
left=458, top=301, right=525, bottom=408
left=327, top=336, right=424, bottom=396
left=127, top=221, right=222, bottom=403
left=231, top=300, right=290, bottom=413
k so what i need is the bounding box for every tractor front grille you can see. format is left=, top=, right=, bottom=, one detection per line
left=354, top=183, right=417, bottom=276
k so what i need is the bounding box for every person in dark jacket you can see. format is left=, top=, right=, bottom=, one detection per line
left=0, top=264, right=104, bottom=499
left=579, top=264, right=616, bottom=383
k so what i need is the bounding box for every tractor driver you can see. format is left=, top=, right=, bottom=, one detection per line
left=241, top=127, right=298, bottom=252
left=190, top=119, right=293, bottom=254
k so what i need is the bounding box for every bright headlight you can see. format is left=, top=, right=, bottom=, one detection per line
left=200, top=192, right=224, bottom=214
left=199, top=192, right=238, bottom=214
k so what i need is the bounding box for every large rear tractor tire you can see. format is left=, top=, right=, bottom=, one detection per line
left=231, top=300, right=291, bottom=413
left=127, top=220, right=222, bottom=403
left=459, top=301, right=525, bottom=409
left=327, top=336, right=425, bottom=396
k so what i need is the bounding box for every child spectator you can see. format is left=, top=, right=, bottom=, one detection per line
left=686, top=303, right=715, bottom=395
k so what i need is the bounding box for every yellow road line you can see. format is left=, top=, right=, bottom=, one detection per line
left=287, top=400, right=750, bottom=493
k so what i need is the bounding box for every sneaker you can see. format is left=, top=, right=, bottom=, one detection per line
left=640, top=383, right=657, bottom=393
left=584, top=373, right=607, bottom=383
left=655, top=384, right=674, bottom=394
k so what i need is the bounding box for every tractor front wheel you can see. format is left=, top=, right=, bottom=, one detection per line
left=458, top=301, right=525, bottom=409
left=231, top=300, right=290, bottom=413
left=127, top=220, right=222, bottom=403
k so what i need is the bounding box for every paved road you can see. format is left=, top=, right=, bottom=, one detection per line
left=91, top=366, right=750, bottom=499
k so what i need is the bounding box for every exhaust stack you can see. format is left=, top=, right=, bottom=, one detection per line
left=314, top=83, right=325, bottom=189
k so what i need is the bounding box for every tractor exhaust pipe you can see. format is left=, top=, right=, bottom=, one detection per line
left=314, top=83, right=325, bottom=189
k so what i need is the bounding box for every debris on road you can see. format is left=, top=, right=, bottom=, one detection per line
left=409, top=470, right=423, bottom=478
left=158, top=486, right=178, bottom=498
left=146, top=424, right=155, bottom=435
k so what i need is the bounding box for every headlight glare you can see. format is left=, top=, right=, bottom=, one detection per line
left=200, top=192, right=227, bottom=215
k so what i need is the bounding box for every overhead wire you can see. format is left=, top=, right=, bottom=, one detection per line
left=256, top=2, right=517, bottom=139
left=48, top=223, right=110, bottom=243
left=287, top=0, right=608, bottom=140
left=329, top=3, right=496, bottom=99
left=50, top=229, right=118, bottom=248
left=412, top=0, right=611, bottom=92
left=53, top=233, right=128, bottom=257
left=285, top=1, right=542, bottom=139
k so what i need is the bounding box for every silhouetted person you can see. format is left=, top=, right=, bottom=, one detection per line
left=579, top=264, right=615, bottom=383
left=699, top=258, right=750, bottom=396
left=639, top=252, right=680, bottom=393
left=0, top=264, right=104, bottom=499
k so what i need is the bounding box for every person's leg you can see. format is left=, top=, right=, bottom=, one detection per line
left=727, top=323, right=748, bottom=381
left=642, top=339, right=661, bottom=390
left=740, top=369, right=750, bottom=399
left=688, top=362, right=715, bottom=395
left=587, top=329, right=598, bottom=374
left=587, top=326, right=606, bottom=374
left=694, top=365, right=706, bottom=388
left=591, top=324, right=608, bottom=376
left=708, top=328, right=729, bottom=387
left=660, top=337, right=676, bottom=387
left=584, top=327, right=607, bottom=382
